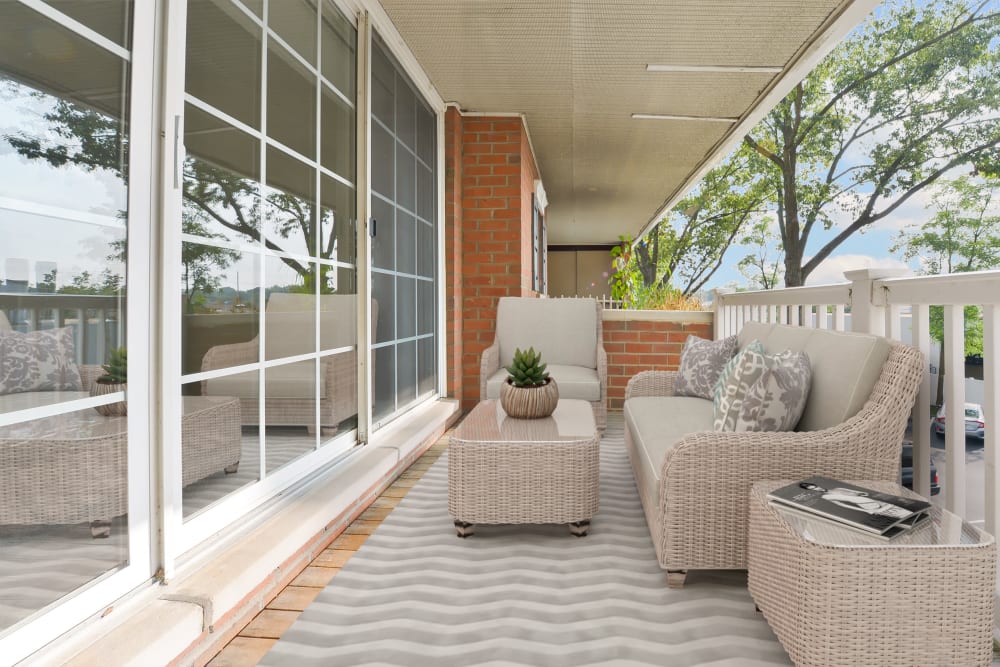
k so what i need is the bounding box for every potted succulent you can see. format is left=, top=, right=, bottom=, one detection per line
left=92, top=346, right=128, bottom=416
left=499, top=347, right=559, bottom=419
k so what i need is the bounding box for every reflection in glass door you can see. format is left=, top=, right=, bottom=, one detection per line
left=370, top=33, right=438, bottom=426
left=0, top=0, right=138, bottom=643
left=179, top=0, right=358, bottom=520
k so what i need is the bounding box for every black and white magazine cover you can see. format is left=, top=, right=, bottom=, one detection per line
left=768, top=476, right=931, bottom=537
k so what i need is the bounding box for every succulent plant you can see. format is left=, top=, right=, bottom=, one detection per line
left=505, top=347, right=550, bottom=388
left=98, top=347, right=127, bottom=384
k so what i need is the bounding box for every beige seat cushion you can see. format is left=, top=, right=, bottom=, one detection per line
left=485, top=364, right=601, bottom=401
left=206, top=361, right=327, bottom=399
left=625, top=396, right=716, bottom=512
left=495, top=297, right=598, bottom=369
left=738, top=321, right=890, bottom=431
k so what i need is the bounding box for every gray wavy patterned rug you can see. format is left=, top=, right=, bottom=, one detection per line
left=261, top=414, right=791, bottom=666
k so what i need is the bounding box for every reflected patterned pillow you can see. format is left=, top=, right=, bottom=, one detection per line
left=734, top=351, right=812, bottom=432
left=673, top=334, right=738, bottom=400
left=0, top=327, right=82, bottom=395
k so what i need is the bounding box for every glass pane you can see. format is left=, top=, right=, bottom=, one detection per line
left=264, top=359, right=317, bottom=473
left=320, top=85, right=355, bottom=181
left=416, top=103, right=436, bottom=167
left=417, top=280, right=434, bottom=336
left=0, top=407, right=129, bottom=629
left=418, top=336, right=435, bottom=395
left=396, top=276, right=415, bottom=340
left=186, top=0, right=262, bottom=130
left=371, top=43, right=394, bottom=130
left=267, top=42, right=316, bottom=159
left=396, top=210, right=416, bottom=276
left=184, top=104, right=262, bottom=247
left=321, top=5, right=355, bottom=97
left=371, top=123, right=394, bottom=198
left=269, top=0, right=317, bottom=65
left=45, top=0, right=133, bottom=48
left=395, top=80, right=415, bottom=151
left=319, top=175, right=355, bottom=265
left=371, top=272, right=394, bottom=344
left=263, top=258, right=316, bottom=361
left=417, top=220, right=434, bottom=278
left=238, top=0, right=262, bottom=17
left=181, top=380, right=258, bottom=519
left=265, top=147, right=316, bottom=258
left=373, top=344, right=394, bottom=422
left=370, top=197, right=395, bottom=270
left=181, top=244, right=260, bottom=376
left=396, top=141, right=416, bottom=213
left=396, top=340, right=416, bottom=406
left=416, top=163, right=434, bottom=222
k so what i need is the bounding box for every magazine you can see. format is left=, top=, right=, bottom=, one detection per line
left=767, top=477, right=931, bottom=539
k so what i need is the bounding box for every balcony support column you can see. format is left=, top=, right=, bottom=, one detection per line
left=843, top=268, right=911, bottom=336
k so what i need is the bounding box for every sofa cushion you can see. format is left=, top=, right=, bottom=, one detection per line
left=625, top=396, right=716, bottom=513
left=737, top=322, right=890, bottom=431
left=206, top=361, right=327, bottom=399
left=496, top=297, right=598, bottom=369
left=673, top=334, right=737, bottom=400
left=0, top=327, right=82, bottom=395
left=485, top=364, right=601, bottom=401
left=733, top=351, right=812, bottom=432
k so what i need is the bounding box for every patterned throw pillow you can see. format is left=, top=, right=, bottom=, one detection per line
left=673, top=334, right=738, bottom=400
left=712, top=339, right=764, bottom=410
left=713, top=342, right=771, bottom=431
left=734, top=351, right=812, bottom=432
left=0, top=327, right=82, bottom=395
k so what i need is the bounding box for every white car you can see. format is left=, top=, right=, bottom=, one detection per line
left=933, top=403, right=985, bottom=440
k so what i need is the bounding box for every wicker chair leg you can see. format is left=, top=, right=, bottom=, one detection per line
left=224, top=462, right=239, bottom=474
left=569, top=521, right=590, bottom=537
left=454, top=520, right=475, bottom=538
left=90, top=519, right=111, bottom=539
left=666, top=570, right=687, bottom=588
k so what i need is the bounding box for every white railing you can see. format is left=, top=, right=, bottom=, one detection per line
left=714, top=268, right=1000, bottom=538
left=0, top=292, right=123, bottom=365
left=553, top=294, right=625, bottom=310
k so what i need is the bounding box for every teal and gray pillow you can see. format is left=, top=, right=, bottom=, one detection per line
left=673, top=334, right=738, bottom=400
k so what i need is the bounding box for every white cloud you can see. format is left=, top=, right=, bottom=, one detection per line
left=804, top=254, right=910, bottom=286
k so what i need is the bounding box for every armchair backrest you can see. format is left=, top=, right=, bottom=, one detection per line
left=738, top=321, right=892, bottom=431
left=495, top=297, right=600, bottom=369
left=263, top=293, right=378, bottom=358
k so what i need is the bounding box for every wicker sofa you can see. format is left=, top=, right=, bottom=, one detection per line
left=623, top=322, right=924, bottom=587
left=480, top=297, right=607, bottom=431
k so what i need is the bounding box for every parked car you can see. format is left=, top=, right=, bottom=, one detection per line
left=933, top=403, right=985, bottom=440
left=901, top=441, right=941, bottom=496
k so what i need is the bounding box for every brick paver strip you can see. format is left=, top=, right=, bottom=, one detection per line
left=267, top=586, right=323, bottom=612
left=289, top=566, right=340, bottom=588
left=206, top=637, right=277, bottom=667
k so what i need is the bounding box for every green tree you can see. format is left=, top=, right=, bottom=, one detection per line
left=744, top=0, right=1000, bottom=287
left=737, top=219, right=785, bottom=290
left=891, top=175, right=999, bottom=401
left=634, top=144, right=769, bottom=295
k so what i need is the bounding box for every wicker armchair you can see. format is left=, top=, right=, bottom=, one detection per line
left=480, top=297, right=607, bottom=431
left=624, top=330, right=924, bottom=588
left=201, top=294, right=377, bottom=432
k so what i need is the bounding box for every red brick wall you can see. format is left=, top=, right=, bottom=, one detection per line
left=444, top=111, right=542, bottom=411
left=603, top=317, right=713, bottom=409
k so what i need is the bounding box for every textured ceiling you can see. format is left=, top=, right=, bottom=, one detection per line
left=378, top=0, right=860, bottom=244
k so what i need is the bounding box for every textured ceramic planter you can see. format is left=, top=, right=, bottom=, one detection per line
left=499, top=377, right=559, bottom=419
left=91, top=381, right=127, bottom=417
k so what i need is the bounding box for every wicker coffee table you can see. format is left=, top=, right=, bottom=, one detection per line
left=448, top=399, right=599, bottom=537
left=748, top=481, right=996, bottom=667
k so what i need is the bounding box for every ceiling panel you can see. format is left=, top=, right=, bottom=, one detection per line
left=379, top=0, right=861, bottom=244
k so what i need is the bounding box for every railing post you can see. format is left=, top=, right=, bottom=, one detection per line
left=984, top=305, right=999, bottom=537
left=713, top=288, right=733, bottom=340
left=844, top=268, right=911, bottom=335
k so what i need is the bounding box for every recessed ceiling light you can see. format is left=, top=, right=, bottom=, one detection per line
left=645, top=64, right=783, bottom=74
left=631, top=113, right=737, bottom=123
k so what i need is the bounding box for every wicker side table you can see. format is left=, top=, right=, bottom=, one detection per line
left=748, top=481, right=996, bottom=667
left=448, top=399, right=599, bottom=537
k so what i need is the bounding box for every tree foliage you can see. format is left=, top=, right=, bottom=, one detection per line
left=633, top=144, right=770, bottom=295
left=744, top=0, right=1000, bottom=286
left=737, top=219, right=785, bottom=290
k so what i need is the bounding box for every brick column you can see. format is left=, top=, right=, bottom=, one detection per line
left=444, top=112, right=541, bottom=411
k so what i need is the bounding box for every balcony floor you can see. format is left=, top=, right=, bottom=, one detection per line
left=213, top=412, right=791, bottom=666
